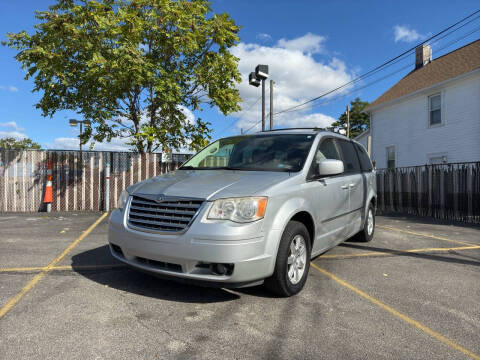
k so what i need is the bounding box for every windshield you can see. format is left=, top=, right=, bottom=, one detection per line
left=180, top=134, right=315, bottom=172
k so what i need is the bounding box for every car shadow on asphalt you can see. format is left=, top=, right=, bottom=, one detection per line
left=71, top=245, right=275, bottom=302
left=339, top=242, right=480, bottom=266
left=378, top=213, right=480, bottom=230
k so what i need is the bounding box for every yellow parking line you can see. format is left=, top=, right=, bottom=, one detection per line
left=0, top=212, right=108, bottom=319
left=377, top=225, right=476, bottom=246
left=310, top=263, right=480, bottom=360
left=2, top=245, right=478, bottom=273
left=320, top=245, right=480, bottom=259
left=0, top=264, right=125, bottom=273
left=0, top=266, right=46, bottom=273
left=52, top=264, right=125, bottom=271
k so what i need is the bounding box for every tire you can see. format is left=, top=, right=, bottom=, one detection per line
left=356, top=203, right=375, bottom=242
left=265, top=221, right=311, bottom=297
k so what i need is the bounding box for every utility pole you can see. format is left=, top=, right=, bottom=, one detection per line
left=79, top=121, right=83, bottom=153
left=261, top=79, right=266, bottom=132
left=69, top=119, right=91, bottom=154
left=269, top=80, right=274, bottom=131
left=346, top=105, right=350, bottom=138
left=249, top=65, right=269, bottom=132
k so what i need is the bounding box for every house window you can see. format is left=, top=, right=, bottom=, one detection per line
left=429, top=154, right=447, bottom=165
left=386, top=146, right=395, bottom=169
left=429, top=93, right=441, bottom=126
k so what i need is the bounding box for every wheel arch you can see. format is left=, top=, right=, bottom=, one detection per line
left=289, top=211, right=315, bottom=248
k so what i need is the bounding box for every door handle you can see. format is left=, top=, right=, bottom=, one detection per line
left=341, top=185, right=348, bottom=189
left=349, top=183, right=355, bottom=188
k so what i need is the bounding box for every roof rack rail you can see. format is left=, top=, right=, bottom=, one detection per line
left=267, top=127, right=326, bottom=132
left=256, top=127, right=344, bottom=134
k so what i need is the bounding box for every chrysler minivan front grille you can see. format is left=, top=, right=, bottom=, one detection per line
left=127, top=195, right=204, bottom=233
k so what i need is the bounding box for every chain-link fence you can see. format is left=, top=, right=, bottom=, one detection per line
left=0, top=149, right=190, bottom=213
left=376, top=162, right=480, bottom=224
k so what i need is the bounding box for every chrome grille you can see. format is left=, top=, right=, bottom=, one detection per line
left=127, top=195, right=204, bottom=233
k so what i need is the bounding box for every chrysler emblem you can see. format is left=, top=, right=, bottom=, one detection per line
left=156, top=194, right=165, bottom=203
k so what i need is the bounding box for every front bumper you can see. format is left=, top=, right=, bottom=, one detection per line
left=108, top=207, right=279, bottom=285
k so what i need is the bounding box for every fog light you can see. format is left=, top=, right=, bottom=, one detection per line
left=211, top=263, right=234, bottom=276
left=215, top=263, right=227, bottom=275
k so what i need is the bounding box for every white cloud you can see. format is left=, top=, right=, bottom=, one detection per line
left=0, top=130, right=27, bottom=139
left=256, top=33, right=272, bottom=42
left=0, top=85, right=19, bottom=92
left=0, top=121, right=27, bottom=139
left=230, top=34, right=352, bottom=132
left=0, top=121, right=24, bottom=131
left=47, top=107, right=196, bottom=151
left=46, top=136, right=131, bottom=151
left=178, top=105, right=195, bottom=125
left=394, top=25, right=424, bottom=43
left=277, top=33, right=326, bottom=54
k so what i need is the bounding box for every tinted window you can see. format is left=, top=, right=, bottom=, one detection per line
left=181, top=134, right=315, bottom=172
left=338, top=140, right=361, bottom=173
left=355, top=143, right=373, bottom=172
left=315, top=138, right=341, bottom=163
left=308, top=137, right=342, bottom=178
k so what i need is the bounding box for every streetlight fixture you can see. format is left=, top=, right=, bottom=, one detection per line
left=249, top=64, right=270, bottom=132
left=69, top=119, right=91, bottom=152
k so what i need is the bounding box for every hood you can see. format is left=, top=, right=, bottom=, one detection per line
left=127, top=170, right=291, bottom=200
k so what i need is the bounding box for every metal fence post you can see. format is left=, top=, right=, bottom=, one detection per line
left=105, top=161, right=110, bottom=212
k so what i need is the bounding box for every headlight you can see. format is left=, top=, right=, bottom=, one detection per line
left=118, top=190, right=129, bottom=209
left=207, top=197, right=267, bottom=223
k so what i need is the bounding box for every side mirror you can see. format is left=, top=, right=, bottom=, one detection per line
left=318, top=159, right=344, bottom=176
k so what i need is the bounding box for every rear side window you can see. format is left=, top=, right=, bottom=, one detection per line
left=355, top=143, right=373, bottom=172
left=337, top=140, right=361, bottom=173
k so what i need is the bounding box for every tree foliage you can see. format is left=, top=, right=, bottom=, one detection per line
left=5, top=0, right=242, bottom=153
left=0, top=137, right=42, bottom=150
left=331, top=97, right=370, bottom=138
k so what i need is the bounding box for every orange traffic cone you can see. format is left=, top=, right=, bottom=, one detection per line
left=44, top=159, right=53, bottom=212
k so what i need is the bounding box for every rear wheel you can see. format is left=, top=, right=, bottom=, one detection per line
left=265, top=221, right=311, bottom=297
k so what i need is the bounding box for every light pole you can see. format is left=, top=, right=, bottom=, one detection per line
left=249, top=64, right=269, bottom=132
left=69, top=119, right=91, bottom=153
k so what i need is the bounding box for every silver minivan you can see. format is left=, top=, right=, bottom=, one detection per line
left=109, top=128, right=376, bottom=296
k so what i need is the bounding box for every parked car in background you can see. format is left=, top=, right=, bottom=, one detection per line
left=109, top=128, right=377, bottom=296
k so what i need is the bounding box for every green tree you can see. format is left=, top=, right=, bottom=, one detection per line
left=0, top=137, right=41, bottom=150
left=5, top=0, right=242, bottom=154
left=331, top=97, right=370, bottom=138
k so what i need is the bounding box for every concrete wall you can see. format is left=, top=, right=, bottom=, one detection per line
left=370, top=72, right=480, bottom=168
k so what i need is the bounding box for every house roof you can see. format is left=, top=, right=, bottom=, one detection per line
left=354, top=128, right=370, bottom=141
left=366, top=39, right=480, bottom=111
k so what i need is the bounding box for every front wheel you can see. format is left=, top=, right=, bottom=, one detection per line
left=265, top=221, right=311, bottom=297
left=357, top=203, right=375, bottom=242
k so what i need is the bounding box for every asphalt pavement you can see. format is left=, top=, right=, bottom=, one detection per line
left=0, top=212, right=479, bottom=360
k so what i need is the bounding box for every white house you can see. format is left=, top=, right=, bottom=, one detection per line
left=365, top=40, right=480, bottom=169
left=354, top=128, right=370, bottom=155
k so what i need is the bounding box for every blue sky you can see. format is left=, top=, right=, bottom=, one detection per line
left=0, top=0, right=479, bottom=151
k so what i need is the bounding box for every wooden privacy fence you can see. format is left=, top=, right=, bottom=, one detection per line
left=376, top=162, right=480, bottom=224
left=0, top=149, right=189, bottom=213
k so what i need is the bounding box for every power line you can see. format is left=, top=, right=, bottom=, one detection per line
left=282, top=25, right=480, bottom=116
left=216, top=95, right=262, bottom=136
left=272, top=9, right=480, bottom=116
left=244, top=63, right=413, bottom=132
left=236, top=9, right=480, bottom=134
left=244, top=111, right=270, bottom=134
left=242, top=24, right=480, bottom=132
